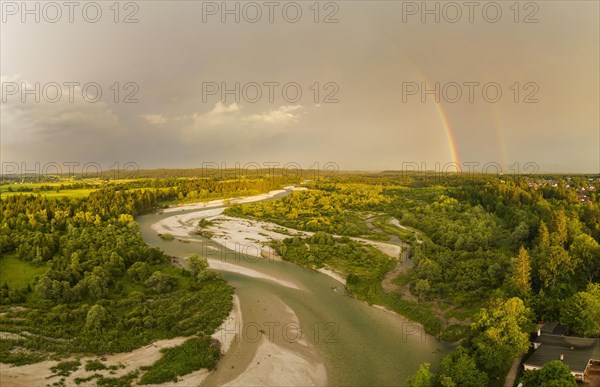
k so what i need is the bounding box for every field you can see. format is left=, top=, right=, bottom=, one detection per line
left=0, top=255, right=47, bottom=289
left=0, top=178, right=159, bottom=199
left=0, top=189, right=96, bottom=199
left=0, top=182, right=97, bottom=199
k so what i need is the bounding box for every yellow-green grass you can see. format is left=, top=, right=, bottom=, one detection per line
left=1, top=182, right=62, bottom=188
left=0, top=189, right=96, bottom=199
left=0, top=183, right=61, bottom=193
left=0, top=255, right=47, bottom=288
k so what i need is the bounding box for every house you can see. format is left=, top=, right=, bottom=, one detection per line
left=524, top=331, right=600, bottom=382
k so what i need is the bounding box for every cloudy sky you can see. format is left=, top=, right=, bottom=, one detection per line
left=1, top=1, right=598, bottom=173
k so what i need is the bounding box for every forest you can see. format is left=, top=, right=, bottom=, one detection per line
left=0, top=177, right=283, bottom=384
left=225, top=173, right=600, bottom=385
left=226, top=183, right=393, bottom=237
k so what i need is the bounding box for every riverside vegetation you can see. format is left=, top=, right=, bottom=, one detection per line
left=225, top=174, right=600, bottom=386
left=0, top=176, right=287, bottom=384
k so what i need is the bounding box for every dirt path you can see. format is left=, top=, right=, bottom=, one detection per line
left=365, top=215, right=473, bottom=331
left=365, top=215, right=417, bottom=301
left=381, top=260, right=404, bottom=293
left=381, top=258, right=418, bottom=302
left=504, top=352, right=524, bottom=387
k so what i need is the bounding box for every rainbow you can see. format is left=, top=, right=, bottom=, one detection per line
left=432, top=98, right=461, bottom=166
left=414, top=71, right=461, bottom=166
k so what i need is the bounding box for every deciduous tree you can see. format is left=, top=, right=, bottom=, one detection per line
left=405, top=362, right=434, bottom=387
left=438, top=347, right=487, bottom=387
left=520, top=360, right=576, bottom=387
left=560, top=283, right=600, bottom=337
left=468, top=297, right=532, bottom=375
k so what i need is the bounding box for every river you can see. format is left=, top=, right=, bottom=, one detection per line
left=137, top=189, right=451, bottom=386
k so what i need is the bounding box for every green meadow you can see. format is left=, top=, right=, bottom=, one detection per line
left=0, top=255, right=47, bottom=289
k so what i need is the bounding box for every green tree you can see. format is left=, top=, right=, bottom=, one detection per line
left=538, top=221, right=550, bottom=248
left=538, top=246, right=577, bottom=290
left=520, top=360, right=576, bottom=386
left=128, top=261, right=151, bottom=282
left=416, top=258, right=442, bottom=284
left=405, top=362, right=433, bottom=387
left=551, top=209, right=568, bottom=247
left=438, top=347, right=487, bottom=387
left=507, top=247, right=532, bottom=296
left=569, top=233, right=600, bottom=283
left=468, top=297, right=532, bottom=375
left=145, top=271, right=177, bottom=293
left=85, top=304, right=109, bottom=332
left=159, top=233, right=174, bottom=241
left=82, top=267, right=110, bottom=300
left=560, top=283, right=600, bottom=337
left=187, top=253, right=209, bottom=276
left=415, top=279, right=431, bottom=301
left=510, top=222, right=530, bottom=247
left=35, top=276, right=54, bottom=300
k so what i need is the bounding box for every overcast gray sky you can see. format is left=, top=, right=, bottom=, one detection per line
left=1, top=1, right=598, bottom=173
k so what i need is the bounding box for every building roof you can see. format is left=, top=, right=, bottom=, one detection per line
left=540, top=321, right=568, bottom=336
left=525, top=335, right=600, bottom=373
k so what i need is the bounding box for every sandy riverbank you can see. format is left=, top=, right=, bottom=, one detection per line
left=152, top=208, right=400, bottom=287
left=0, top=295, right=244, bottom=387
left=317, top=268, right=347, bottom=285
left=0, top=336, right=181, bottom=387
left=207, top=258, right=302, bottom=290
left=206, top=296, right=327, bottom=387
left=200, top=215, right=400, bottom=284
left=223, top=338, right=327, bottom=386
left=161, top=189, right=290, bottom=214
left=151, top=185, right=399, bottom=286
left=0, top=338, right=197, bottom=387
left=151, top=207, right=224, bottom=239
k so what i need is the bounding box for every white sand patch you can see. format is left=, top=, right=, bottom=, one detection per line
left=162, top=198, right=228, bottom=213
left=205, top=216, right=307, bottom=259
left=203, top=216, right=400, bottom=259
left=208, top=259, right=301, bottom=290
left=373, top=304, right=396, bottom=314
left=150, top=188, right=306, bottom=248
left=386, top=218, right=423, bottom=244
left=151, top=185, right=399, bottom=261
left=212, top=294, right=243, bottom=353
left=283, top=186, right=308, bottom=191
left=388, top=217, right=402, bottom=228
left=317, top=268, right=347, bottom=285
left=358, top=239, right=401, bottom=258
left=223, top=338, right=327, bottom=387
left=201, top=294, right=328, bottom=386
left=0, top=332, right=24, bottom=340
left=151, top=208, right=224, bottom=237
left=162, top=189, right=287, bottom=214
left=1, top=359, right=59, bottom=387
left=261, top=245, right=283, bottom=261
left=151, top=203, right=398, bottom=293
